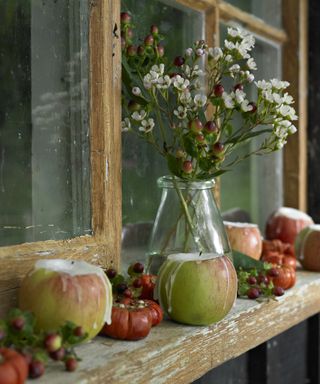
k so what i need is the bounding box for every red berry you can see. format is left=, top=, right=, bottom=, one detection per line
left=174, top=56, right=185, bottom=67
left=123, top=289, right=133, bottom=298
left=117, top=283, right=128, bottom=294
left=150, top=25, right=159, bottom=34
left=195, top=134, right=205, bottom=143
left=144, top=35, right=154, bottom=46
left=126, top=45, right=137, bottom=56
left=247, top=276, right=257, bottom=285
left=247, top=287, right=260, bottom=299
left=182, top=160, right=193, bottom=174
left=120, top=12, right=131, bottom=24
left=137, top=45, right=145, bottom=56
left=65, top=357, right=78, bottom=372
left=73, top=326, right=85, bottom=337
left=11, top=317, right=25, bottom=331
left=273, top=286, right=285, bottom=296
left=257, top=275, right=269, bottom=285
left=29, top=361, right=45, bottom=379
left=133, top=262, right=144, bottom=274
left=248, top=102, right=257, bottom=113
left=44, top=333, right=62, bottom=353
left=204, top=121, right=217, bottom=133
left=213, top=84, right=224, bottom=97
left=188, top=118, right=203, bottom=133
left=133, top=278, right=143, bottom=288
left=212, top=142, right=224, bottom=154
left=156, top=44, right=164, bottom=57
left=106, top=268, right=117, bottom=279
left=50, top=347, right=66, bottom=361
left=234, top=83, right=244, bottom=91
left=267, top=267, right=280, bottom=278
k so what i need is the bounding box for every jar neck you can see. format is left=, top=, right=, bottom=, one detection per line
left=157, top=175, right=215, bottom=190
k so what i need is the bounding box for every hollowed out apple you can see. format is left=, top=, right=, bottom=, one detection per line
left=266, top=207, right=314, bottom=245
left=19, top=259, right=112, bottom=340
left=295, top=225, right=320, bottom=271
left=224, top=221, right=262, bottom=260
left=155, top=253, right=237, bottom=326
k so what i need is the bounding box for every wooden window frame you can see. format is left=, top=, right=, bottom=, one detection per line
left=0, top=0, right=307, bottom=316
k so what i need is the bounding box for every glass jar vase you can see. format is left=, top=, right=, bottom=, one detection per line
left=147, top=176, right=232, bottom=274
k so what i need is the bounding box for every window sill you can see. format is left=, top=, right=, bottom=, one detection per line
left=28, top=271, right=320, bottom=384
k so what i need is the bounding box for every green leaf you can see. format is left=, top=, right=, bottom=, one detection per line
left=183, top=135, right=198, bottom=157
left=232, top=250, right=266, bottom=271
left=167, top=154, right=182, bottom=177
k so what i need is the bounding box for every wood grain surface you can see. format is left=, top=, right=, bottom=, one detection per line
left=27, top=271, right=320, bottom=384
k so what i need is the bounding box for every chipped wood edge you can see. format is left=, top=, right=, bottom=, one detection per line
left=0, top=0, right=121, bottom=316
left=282, top=0, right=308, bottom=210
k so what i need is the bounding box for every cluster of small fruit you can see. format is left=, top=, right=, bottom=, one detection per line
left=0, top=309, right=86, bottom=379
left=105, top=262, right=156, bottom=302
left=237, top=264, right=285, bottom=300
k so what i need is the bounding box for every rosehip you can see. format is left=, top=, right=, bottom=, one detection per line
left=213, top=84, right=224, bottom=97
left=11, top=316, right=25, bottom=331
left=174, top=56, right=185, bottom=67
left=247, top=287, right=260, bottom=299
left=65, top=357, right=78, bottom=372
left=156, top=44, right=164, bottom=57
left=44, top=333, right=62, bottom=353
left=144, top=35, right=154, bottom=46
left=133, top=278, right=143, bottom=288
left=137, top=45, right=145, bottom=56
left=150, top=25, right=159, bottom=34
left=247, top=276, right=257, bottom=285
left=126, top=45, right=137, bottom=56
left=120, top=12, right=131, bottom=24
left=188, top=118, right=203, bottom=133
left=234, top=83, right=244, bottom=91
left=212, top=142, right=224, bottom=154
left=73, top=326, right=85, bottom=337
left=273, top=286, right=285, bottom=296
left=204, top=121, right=217, bottom=133
left=106, top=268, right=117, bottom=279
left=195, top=134, right=205, bottom=143
left=50, top=347, right=66, bottom=361
left=133, top=262, right=144, bottom=273
left=29, top=360, right=45, bottom=379
left=117, top=283, right=128, bottom=294
left=123, top=289, right=133, bottom=298
left=182, top=160, right=193, bottom=174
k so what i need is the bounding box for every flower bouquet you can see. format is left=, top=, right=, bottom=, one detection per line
left=120, top=12, right=297, bottom=272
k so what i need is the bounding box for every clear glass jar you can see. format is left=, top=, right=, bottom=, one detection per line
left=147, top=176, right=232, bottom=274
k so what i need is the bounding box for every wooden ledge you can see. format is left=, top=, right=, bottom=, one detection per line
left=29, top=271, right=320, bottom=384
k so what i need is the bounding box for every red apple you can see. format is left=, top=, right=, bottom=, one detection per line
left=19, top=259, right=113, bottom=340
left=224, top=221, right=262, bottom=260
left=295, top=224, right=320, bottom=271
left=266, top=207, right=314, bottom=245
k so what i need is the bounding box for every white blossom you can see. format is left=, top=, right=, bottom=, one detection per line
left=174, top=106, right=187, bottom=119
left=222, top=92, right=235, bottom=109
left=241, top=100, right=253, bottom=112
left=247, top=58, right=257, bottom=70
left=143, top=73, right=158, bottom=89
left=277, top=105, right=298, bottom=120
left=288, top=125, right=297, bottom=134
left=185, top=48, right=193, bottom=56
left=173, top=75, right=190, bottom=91
left=121, top=118, right=131, bottom=132
left=246, top=73, right=255, bottom=83
left=234, top=89, right=246, bottom=103
left=192, top=65, right=203, bottom=77
left=282, top=92, right=294, bottom=104
left=151, top=63, right=165, bottom=76
left=194, top=94, right=207, bottom=108
left=262, top=90, right=274, bottom=103
left=229, top=64, right=241, bottom=76
left=225, top=54, right=233, bottom=62
left=132, top=87, right=141, bottom=96
left=196, top=48, right=204, bottom=56
left=179, top=90, right=192, bottom=105
left=208, top=47, right=223, bottom=60
left=227, top=27, right=243, bottom=38
left=272, top=93, right=283, bottom=104
left=224, top=40, right=235, bottom=50
left=139, top=118, right=155, bottom=133
left=131, top=110, right=146, bottom=121
left=270, top=78, right=290, bottom=90
left=156, top=75, right=171, bottom=90
left=255, top=80, right=272, bottom=90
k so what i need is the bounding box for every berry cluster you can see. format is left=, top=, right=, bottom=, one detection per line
left=0, top=309, right=87, bottom=379
left=237, top=265, right=285, bottom=300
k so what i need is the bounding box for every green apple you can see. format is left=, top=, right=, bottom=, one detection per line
left=19, top=259, right=112, bottom=340
left=155, top=253, right=237, bottom=325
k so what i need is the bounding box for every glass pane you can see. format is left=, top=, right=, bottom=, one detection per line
left=220, top=24, right=283, bottom=230
left=121, top=0, right=204, bottom=268
left=225, top=0, right=282, bottom=29
left=0, top=1, right=91, bottom=246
